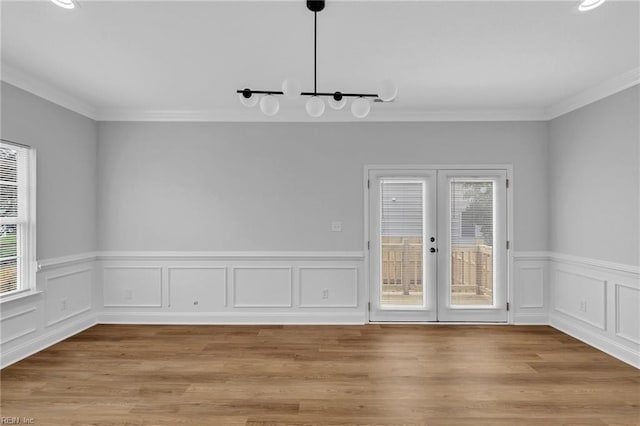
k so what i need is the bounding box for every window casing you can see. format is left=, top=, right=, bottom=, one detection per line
left=0, top=142, right=35, bottom=297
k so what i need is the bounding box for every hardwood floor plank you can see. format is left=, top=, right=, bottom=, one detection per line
left=1, top=325, right=638, bottom=425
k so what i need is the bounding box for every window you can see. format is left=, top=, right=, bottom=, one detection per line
left=0, top=141, right=35, bottom=297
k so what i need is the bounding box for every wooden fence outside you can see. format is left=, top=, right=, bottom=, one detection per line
left=381, top=237, right=493, bottom=297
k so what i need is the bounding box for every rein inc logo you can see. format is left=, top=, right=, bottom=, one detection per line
left=1, top=418, right=34, bottom=424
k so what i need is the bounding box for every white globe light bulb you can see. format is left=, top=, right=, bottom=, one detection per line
left=282, top=79, right=302, bottom=100
left=260, top=95, right=280, bottom=116
left=238, top=91, right=259, bottom=108
left=377, top=79, right=398, bottom=102
left=328, top=95, right=347, bottom=110
left=51, top=0, right=75, bottom=9
left=351, top=97, right=371, bottom=119
left=305, top=96, right=325, bottom=118
left=578, top=0, right=606, bottom=11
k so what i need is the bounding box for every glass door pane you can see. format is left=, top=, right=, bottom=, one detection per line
left=449, top=179, right=495, bottom=307
left=380, top=179, right=424, bottom=307
left=437, top=170, right=507, bottom=323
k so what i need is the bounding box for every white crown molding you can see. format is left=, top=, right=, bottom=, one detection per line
left=545, top=67, right=640, bottom=120
left=1, top=64, right=98, bottom=120
left=3, top=64, right=638, bottom=123
left=96, top=107, right=550, bottom=122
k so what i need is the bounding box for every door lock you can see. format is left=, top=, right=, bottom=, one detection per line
left=430, top=237, right=435, bottom=242
left=430, top=247, right=438, bottom=253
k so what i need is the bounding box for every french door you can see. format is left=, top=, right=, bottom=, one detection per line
left=368, top=168, right=508, bottom=322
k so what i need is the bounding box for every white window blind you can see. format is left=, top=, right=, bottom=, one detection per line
left=449, top=178, right=495, bottom=306
left=0, top=143, right=33, bottom=296
left=450, top=179, right=494, bottom=246
left=381, top=180, right=423, bottom=237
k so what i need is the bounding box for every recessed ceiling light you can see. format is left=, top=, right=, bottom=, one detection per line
left=50, top=0, right=75, bottom=10
left=578, top=0, right=607, bottom=12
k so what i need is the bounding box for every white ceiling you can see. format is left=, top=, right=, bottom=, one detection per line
left=1, top=0, right=639, bottom=121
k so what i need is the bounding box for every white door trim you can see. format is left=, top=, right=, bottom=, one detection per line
left=364, top=164, right=514, bottom=323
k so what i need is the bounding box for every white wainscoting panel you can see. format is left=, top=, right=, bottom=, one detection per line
left=517, top=265, right=544, bottom=309
left=103, top=266, right=162, bottom=308
left=299, top=267, right=358, bottom=308
left=553, top=268, right=607, bottom=330
left=512, top=254, right=548, bottom=324
left=96, top=252, right=365, bottom=324
left=45, top=269, right=92, bottom=327
left=0, top=307, right=38, bottom=345
left=1, top=255, right=97, bottom=369
left=232, top=267, right=292, bottom=308
left=168, top=267, right=226, bottom=311
left=549, top=254, right=640, bottom=368
left=615, top=282, right=640, bottom=345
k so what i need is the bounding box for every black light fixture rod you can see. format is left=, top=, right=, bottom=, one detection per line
left=314, top=11, right=317, bottom=95
left=237, top=89, right=379, bottom=98
left=236, top=90, right=284, bottom=95
left=301, top=92, right=379, bottom=98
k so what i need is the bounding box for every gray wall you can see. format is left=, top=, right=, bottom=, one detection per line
left=549, top=86, right=639, bottom=266
left=97, top=121, right=548, bottom=252
left=0, top=83, right=98, bottom=260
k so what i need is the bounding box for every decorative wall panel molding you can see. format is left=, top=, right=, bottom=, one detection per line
left=614, top=282, right=640, bottom=345
left=45, top=269, right=92, bottom=327
left=168, top=267, right=227, bottom=311
left=232, top=267, right=293, bottom=308
left=548, top=254, right=639, bottom=368
left=516, top=265, right=545, bottom=309
left=512, top=254, right=548, bottom=324
left=298, top=267, right=358, bottom=308
left=103, top=266, right=162, bottom=308
left=0, top=255, right=96, bottom=369
left=553, top=268, right=607, bottom=331
left=0, top=308, right=38, bottom=345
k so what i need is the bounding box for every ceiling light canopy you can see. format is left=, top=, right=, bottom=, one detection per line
left=578, top=0, right=607, bottom=12
left=237, top=0, right=397, bottom=119
left=50, top=0, right=75, bottom=9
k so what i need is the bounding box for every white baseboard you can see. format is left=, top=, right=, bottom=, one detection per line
left=0, top=314, right=97, bottom=369
left=98, top=311, right=367, bottom=325
left=512, top=313, right=548, bottom=325
left=550, top=313, right=640, bottom=369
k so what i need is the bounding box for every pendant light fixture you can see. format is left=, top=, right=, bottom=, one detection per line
left=237, top=0, right=397, bottom=119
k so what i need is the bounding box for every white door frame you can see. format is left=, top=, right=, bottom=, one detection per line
left=363, top=164, right=514, bottom=324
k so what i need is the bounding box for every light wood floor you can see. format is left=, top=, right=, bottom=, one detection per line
left=1, top=325, right=639, bottom=425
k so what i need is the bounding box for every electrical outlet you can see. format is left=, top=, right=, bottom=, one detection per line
left=322, top=288, right=329, bottom=299
left=193, top=300, right=199, bottom=306
left=331, top=221, right=342, bottom=232
left=579, top=300, right=587, bottom=312
left=60, top=298, right=67, bottom=311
